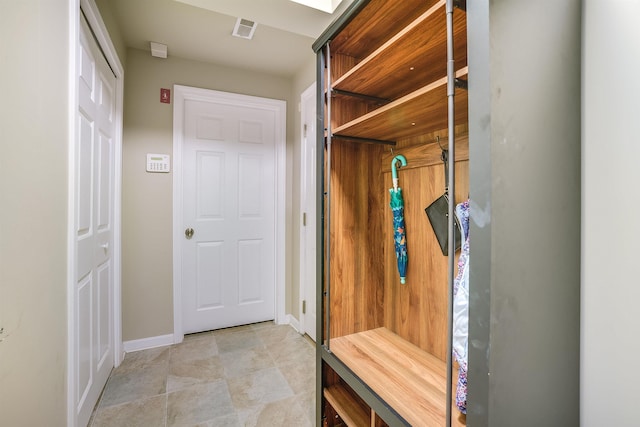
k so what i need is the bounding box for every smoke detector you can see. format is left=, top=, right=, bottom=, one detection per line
left=232, top=18, right=257, bottom=40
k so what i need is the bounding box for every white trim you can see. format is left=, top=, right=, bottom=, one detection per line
left=67, top=2, right=80, bottom=426
left=172, top=85, right=287, bottom=342
left=68, top=1, right=124, bottom=426
left=286, top=314, right=301, bottom=333
left=123, top=334, right=175, bottom=353
left=298, top=82, right=316, bottom=339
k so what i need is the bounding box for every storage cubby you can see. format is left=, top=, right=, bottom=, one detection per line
left=314, top=0, right=469, bottom=425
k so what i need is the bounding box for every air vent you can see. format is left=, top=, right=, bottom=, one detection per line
left=232, top=18, right=257, bottom=40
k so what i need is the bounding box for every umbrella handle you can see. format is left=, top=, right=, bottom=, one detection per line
left=391, top=155, right=407, bottom=190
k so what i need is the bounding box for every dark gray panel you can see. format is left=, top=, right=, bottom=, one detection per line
left=466, top=0, right=491, bottom=424
left=468, top=1, right=581, bottom=426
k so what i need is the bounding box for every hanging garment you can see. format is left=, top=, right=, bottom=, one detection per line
left=453, top=199, right=470, bottom=414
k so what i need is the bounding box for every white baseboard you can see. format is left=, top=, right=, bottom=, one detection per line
left=123, top=319, right=302, bottom=354
left=123, top=334, right=174, bottom=353
left=286, top=314, right=301, bottom=333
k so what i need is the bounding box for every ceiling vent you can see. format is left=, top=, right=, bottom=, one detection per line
left=150, top=42, right=167, bottom=58
left=232, top=18, right=257, bottom=40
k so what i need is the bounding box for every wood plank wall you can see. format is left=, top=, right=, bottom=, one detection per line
left=327, top=141, right=386, bottom=338
left=383, top=155, right=469, bottom=361
left=326, top=127, right=469, bottom=362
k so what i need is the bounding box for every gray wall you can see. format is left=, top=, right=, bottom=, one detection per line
left=0, top=1, right=70, bottom=425
left=94, top=0, right=318, bottom=342
left=121, top=47, right=315, bottom=341
left=467, top=1, right=582, bottom=425
left=581, top=1, right=640, bottom=424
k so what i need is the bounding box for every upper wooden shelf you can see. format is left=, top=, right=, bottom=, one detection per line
left=332, top=2, right=467, bottom=101
left=330, top=327, right=466, bottom=427
left=329, top=0, right=441, bottom=59
left=333, top=67, right=469, bottom=142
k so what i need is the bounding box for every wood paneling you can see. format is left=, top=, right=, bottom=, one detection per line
left=328, top=141, right=385, bottom=338
left=327, top=132, right=469, bottom=360
left=381, top=135, right=469, bottom=173
left=383, top=157, right=469, bottom=360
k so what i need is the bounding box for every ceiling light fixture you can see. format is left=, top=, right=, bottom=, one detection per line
left=289, top=0, right=343, bottom=13
left=232, top=18, right=258, bottom=40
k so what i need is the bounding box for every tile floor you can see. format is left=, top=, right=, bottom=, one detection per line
left=89, top=322, right=316, bottom=427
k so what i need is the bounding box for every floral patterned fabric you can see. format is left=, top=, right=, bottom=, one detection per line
left=453, top=200, right=470, bottom=414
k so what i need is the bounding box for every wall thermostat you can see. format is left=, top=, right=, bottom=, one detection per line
left=146, top=154, right=170, bottom=173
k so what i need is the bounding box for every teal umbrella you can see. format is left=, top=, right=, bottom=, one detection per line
left=389, top=155, right=408, bottom=284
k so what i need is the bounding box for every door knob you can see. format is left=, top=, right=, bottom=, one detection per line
left=185, top=228, right=194, bottom=239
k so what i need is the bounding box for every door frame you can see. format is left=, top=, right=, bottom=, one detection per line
left=172, top=85, right=287, bottom=343
left=67, top=0, right=124, bottom=425
left=298, top=82, right=316, bottom=339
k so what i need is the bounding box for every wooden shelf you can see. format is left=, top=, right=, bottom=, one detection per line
left=333, top=2, right=467, bottom=101
left=333, top=67, right=468, bottom=141
left=330, top=328, right=465, bottom=427
left=324, top=384, right=371, bottom=427
left=329, top=0, right=441, bottom=60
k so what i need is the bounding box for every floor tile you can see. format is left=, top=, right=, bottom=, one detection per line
left=257, top=323, right=302, bottom=347
left=219, top=347, right=275, bottom=379
left=90, top=394, right=166, bottom=427
left=167, top=355, right=225, bottom=392
left=99, top=364, right=167, bottom=407
left=116, top=346, right=171, bottom=374
left=266, top=334, right=314, bottom=368
left=167, top=380, right=235, bottom=426
left=90, top=323, right=316, bottom=427
left=279, top=358, right=316, bottom=395
left=194, top=413, right=241, bottom=427
left=171, top=334, right=219, bottom=362
left=227, top=367, right=294, bottom=409
left=215, top=329, right=263, bottom=354
left=241, top=395, right=313, bottom=427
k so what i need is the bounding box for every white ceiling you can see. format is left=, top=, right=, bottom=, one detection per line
left=108, top=0, right=355, bottom=77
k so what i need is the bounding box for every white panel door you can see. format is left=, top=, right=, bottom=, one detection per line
left=75, top=16, right=115, bottom=427
left=300, top=83, right=317, bottom=341
left=182, top=99, right=276, bottom=333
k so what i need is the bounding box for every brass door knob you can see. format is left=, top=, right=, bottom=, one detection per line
left=185, top=227, right=194, bottom=239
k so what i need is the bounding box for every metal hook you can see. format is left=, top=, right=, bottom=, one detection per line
left=436, top=135, right=448, bottom=162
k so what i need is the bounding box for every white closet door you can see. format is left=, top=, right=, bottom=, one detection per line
left=75, top=15, right=116, bottom=427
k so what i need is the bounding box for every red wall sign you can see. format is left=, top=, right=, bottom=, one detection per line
left=160, top=88, right=171, bottom=104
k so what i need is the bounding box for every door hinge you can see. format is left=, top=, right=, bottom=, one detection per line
left=303, top=124, right=308, bottom=138
left=302, top=300, right=306, bottom=314
left=303, top=212, right=307, bottom=226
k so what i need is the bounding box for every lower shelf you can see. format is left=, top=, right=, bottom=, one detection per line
left=329, top=327, right=466, bottom=427
left=324, top=384, right=371, bottom=427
